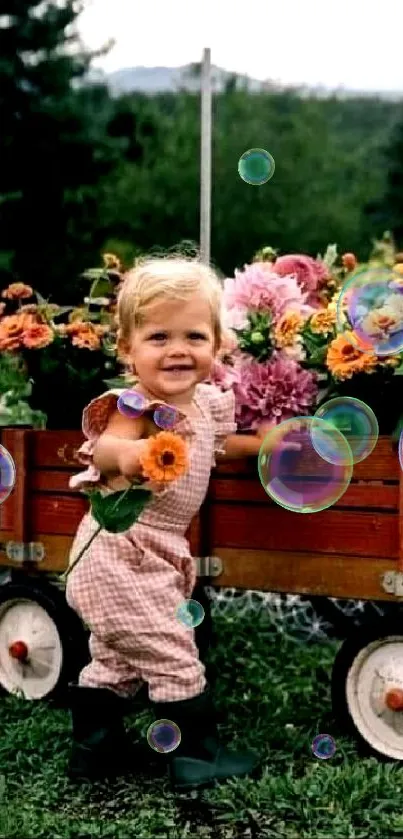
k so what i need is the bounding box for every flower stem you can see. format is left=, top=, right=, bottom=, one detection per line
left=62, top=524, right=102, bottom=581
left=61, top=481, right=138, bottom=582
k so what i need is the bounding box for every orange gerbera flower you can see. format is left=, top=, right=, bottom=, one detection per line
left=273, top=312, right=304, bottom=347
left=139, top=432, right=189, bottom=483
left=326, top=331, right=378, bottom=380
left=1, top=282, right=34, bottom=300
left=22, top=323, right=54, bottom=349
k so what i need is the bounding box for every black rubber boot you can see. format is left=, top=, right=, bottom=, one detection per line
left=152, top=687, right=260, bottom=792
left=68, top=684, right=141, bottom=781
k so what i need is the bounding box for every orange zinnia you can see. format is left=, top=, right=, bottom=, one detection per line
left=273, top=312, right=304, bottom=347
left=22, top=323, right=54, bottom=349
left=0, top=312, right=37, bottom=350
left=326, top=331, right=377, bottom=380
left=139, top=432, right=189, bottom=484
left=310, top=308, right=336, bottom=335
left=1, top=282, right=34, bottom=300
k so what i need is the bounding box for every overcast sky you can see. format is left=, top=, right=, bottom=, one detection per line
left=77, top=0, right=402, bottom=91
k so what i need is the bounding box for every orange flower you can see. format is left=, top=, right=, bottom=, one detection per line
left=310, top=308, right=336, bottom=335
left=139, top=431, right=189, bottom=484
left=71, top=330, right=101, bottom=350
left=326, top=331, right=378, bottom=380
left=61, top=320, right=102, bottom=350
left=273, top=312, right=304, bottom=347
left=0, top=312, right=36, bottom=350
left=2, top=282, right=34, bottom=300
left=22, top=323, right=54, bottom=349
left=341, top=253, right=357, bottom=271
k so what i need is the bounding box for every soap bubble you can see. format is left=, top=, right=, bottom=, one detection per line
left=257, top=417, right=353, bottom=513
left=311, top=733, right=336, bottom=759
left=337, top=266, right=403, bottom=355
left=176, top=599, right=205, bottom=629
left=238, top=148, right=275, bottom=185
left=398, top=430, right=403, bottom=472
left=153, top=404, right=179, bottom=430
left=117, top=390, right=147, bottom=419
left=0, top=445, right=16, bottom=505
left=147, top=719, right=181, bottom=753
left=313, top=397, right=378, bottom=465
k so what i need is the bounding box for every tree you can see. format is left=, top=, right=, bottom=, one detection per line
left=364, top=110, right=403, bottom=247
left=0, top=0, right=120, bottom=299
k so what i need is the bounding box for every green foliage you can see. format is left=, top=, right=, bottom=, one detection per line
left=0, top=353, right=46, bottom=427
left=89, top=486, right=152, bottom=533
left=235, top=311, right=274, bottom=361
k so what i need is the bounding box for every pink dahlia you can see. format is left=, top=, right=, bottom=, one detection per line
left=206, top=358, right=241, bottom=391
left=271, top=254, right=328, bottom=305
left=232, top=353, right=318, bottom=431
left=223, top=263, right=312, bottom=328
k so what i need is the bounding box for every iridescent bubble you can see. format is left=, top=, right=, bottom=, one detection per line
left=311, top=733, right=336, bottom=760
left=117, top=390, right=147, bottom=419
left=257, top=417, right=353, bottom=513
left=313, top=397, right=378, bottom=465
left=238, top=148, right=275, bottom=185
left=399, top=431, right=403, bottom=473
left=147, top=719, right=181, bottom=753
left=176, top=599, right=205, bottom=629
left=153, top=404, right=179, bottom=430
left=337, top=266, right=403, bottom=355
left=0, top=445, right=16, bottom=505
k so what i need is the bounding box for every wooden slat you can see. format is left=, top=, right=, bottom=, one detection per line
left=30, top=431, right=83, bottom=468
left=210, top=547, right=400, bottom=601
left=31, top=470, right=77, bottom=493
left=209, top=477, right=398, bottom=510
left=207, top=504, right=398, bottom=558
left=1, top=429, right=31, bottom=542
left=212, top=437, right=399, bottom=482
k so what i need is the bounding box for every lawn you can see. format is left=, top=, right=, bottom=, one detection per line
left=1, top=606, right=403, bottom=839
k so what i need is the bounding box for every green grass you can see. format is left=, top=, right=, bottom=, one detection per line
left=1, top=608, right=403, bottom=838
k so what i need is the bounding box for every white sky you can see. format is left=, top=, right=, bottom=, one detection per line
left=77, top=0, right=402, bottom=91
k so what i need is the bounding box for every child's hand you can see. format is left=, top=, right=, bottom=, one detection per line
left=256, top=420, right=302, bottom=452
left=117, top=439, right=150, bottom=482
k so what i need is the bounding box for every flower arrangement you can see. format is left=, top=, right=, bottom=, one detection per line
left=211, top=232, right=403, bottom=436
left=0, top=254, right=125, bottom=429
left=64, top=430, right=189, bottom=579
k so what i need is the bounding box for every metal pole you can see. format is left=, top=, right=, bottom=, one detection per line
left=200, top=47, right=212, bottom=265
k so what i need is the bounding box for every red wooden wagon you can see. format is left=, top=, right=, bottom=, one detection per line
left=2, top=427, right=403, bottom=760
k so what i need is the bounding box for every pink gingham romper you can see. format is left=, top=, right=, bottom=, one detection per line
left=65, top=383, right=236, bottom=702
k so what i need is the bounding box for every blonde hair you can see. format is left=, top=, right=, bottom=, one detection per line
left=116, top=254, right=224, bottom=363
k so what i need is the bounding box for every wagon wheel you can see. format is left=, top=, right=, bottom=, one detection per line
left=310, top=596, right=403, bottom=639
left=332, top=617, right=403, bottom=760
left=0, top=575, right=89, bottom=703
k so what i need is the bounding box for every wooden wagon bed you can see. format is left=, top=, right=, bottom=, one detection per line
left=1, top=428, right=403, bottom=604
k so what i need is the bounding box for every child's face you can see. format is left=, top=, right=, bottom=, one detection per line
left=125, top=294, right=216, bottom=403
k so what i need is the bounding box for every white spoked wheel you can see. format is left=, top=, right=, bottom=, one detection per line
left=332, top=620, right=403, bottom=760
left=0, top=597, right=63, bottom=700
left=0, top=578, right=89, bottom=702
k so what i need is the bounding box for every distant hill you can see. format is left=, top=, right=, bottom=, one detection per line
left=87, top=63, right=403, bottom=100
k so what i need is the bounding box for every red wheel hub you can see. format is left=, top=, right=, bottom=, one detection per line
left=385, top=688, right=403, bottom=711
left=8, top=640, right=29, bottom=662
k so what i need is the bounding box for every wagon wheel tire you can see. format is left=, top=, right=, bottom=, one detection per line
left=0, top=575, right=89, bottom=704
left=311, top=596, right=403, bottom=639
left=331, top=617, right=403, bottom=761
left=192, top=581, right=215, bottom=684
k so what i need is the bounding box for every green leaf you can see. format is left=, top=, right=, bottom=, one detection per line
left=90, top=488, right=152, bottom=533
